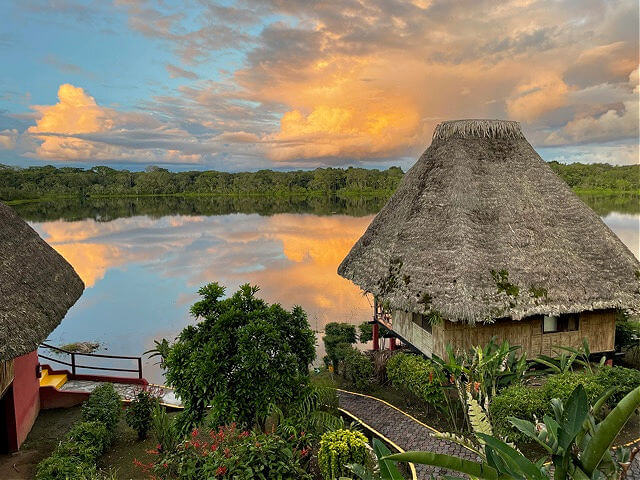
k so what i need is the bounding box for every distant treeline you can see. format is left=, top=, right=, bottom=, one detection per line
left=0, top=165, right=403, bottom=201
left=0, top=161, right=637, bottom=202
left=547, top=161, right=638, bottom=193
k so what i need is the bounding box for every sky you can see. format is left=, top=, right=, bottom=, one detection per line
left=0, top=0, right=638, bottom=172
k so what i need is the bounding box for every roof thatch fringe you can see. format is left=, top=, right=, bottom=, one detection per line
left=0, top=202, right=84, bottom=361
left=433, top=119, right=524, bottom=141
left=338, top=119, right=640, bottom=324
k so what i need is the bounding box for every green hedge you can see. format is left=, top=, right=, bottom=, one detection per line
left=490, top=366, right=640, bottom=443
left=594, top=365, right=640, bottom=405
left=489, top=384, right=546, bottom=442
left=386, top=353, right=445, bottom=410
left=37, top=383, right=121, bottom=480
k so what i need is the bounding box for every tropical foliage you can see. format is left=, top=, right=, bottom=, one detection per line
left=387, top=385, right=640, bottom=480
left=149, top=282, right=316, bottom=431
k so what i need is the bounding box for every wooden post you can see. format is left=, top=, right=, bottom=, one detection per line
left=137, top=358, right=143, bottom=379
left=372, top=323, right=379, bottom=351
left=71, top=353, right=76, bottom=376
left=389, top=337, right=396, bottom=351
left=372, top=297, right=379, bottom=351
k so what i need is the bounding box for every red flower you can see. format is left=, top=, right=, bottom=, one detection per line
left=428, top=371, right=433, bottom=383
left=211, top=444, right=218, bottom=452
left=224, top=447, right=231, bottom=458
left=216, top=466, right=228, bottom=476
left=301, top=448, right=310, bottom=457
left=163, top=463, right=168, bottom=468
left=191, top=428, right=199, bottom=438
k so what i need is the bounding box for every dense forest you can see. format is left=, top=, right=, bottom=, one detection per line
left=0, top=161, right=637, bottom=202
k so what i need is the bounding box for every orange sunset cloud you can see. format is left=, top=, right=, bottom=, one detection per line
left=28, top=84, right=115, bottom=160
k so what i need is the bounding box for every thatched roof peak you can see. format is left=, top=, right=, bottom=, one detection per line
left=338, top=119, right=640, bottom=323
left=433, top=119, right=524, bottom=141
left=0, top=202, right=84, bottom=360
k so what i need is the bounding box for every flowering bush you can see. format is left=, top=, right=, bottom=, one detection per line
left=318, top=429, right=369, bottom=480
left=140, top=423, right=312, bottom=479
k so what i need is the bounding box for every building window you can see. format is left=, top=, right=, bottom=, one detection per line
left=543, top=313, right=579, bottom=333
left=412, top=313, right=432, bottom=334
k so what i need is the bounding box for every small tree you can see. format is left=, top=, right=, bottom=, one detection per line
left=323, top=322, right=356, bottom=371
left=150, top=283, right=316, bottom=432
left=126, top=390, right=158, bottom=440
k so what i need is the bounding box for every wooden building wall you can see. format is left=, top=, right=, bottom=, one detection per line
left=392, top=309, right=616, bottom=359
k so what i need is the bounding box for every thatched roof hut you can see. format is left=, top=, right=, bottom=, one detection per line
left=338, top=119, right=640, bottom=325
left=0, top=202, right=84, bottom=361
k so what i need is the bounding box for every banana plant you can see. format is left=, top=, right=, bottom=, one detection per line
left=384, top=385, right=640, bottom=479
left=344, top=438, right=407, bottom=480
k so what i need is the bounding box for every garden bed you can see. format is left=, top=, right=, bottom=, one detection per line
left=0, top=405, right=178, bottom=480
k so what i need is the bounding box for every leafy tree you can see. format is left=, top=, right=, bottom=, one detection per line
left=323, top=322, right=357, bottom=371
left=150, top=283, right=316, bottom=432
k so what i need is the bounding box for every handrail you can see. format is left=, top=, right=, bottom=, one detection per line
left=39, top=343, right=143, bottom=379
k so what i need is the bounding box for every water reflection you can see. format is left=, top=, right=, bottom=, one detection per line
left=31, top=213, right=374, bottom=382
left=17, top=194, right=639, bottom=383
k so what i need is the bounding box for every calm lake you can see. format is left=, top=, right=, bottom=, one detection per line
left=12, top=194, right=639, bottom=383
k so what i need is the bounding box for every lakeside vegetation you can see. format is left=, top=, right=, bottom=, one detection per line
left=0, top=162, right=637, bottom=204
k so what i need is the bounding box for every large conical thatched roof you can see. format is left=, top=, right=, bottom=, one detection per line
left=0, top=202, right=84, bottom=360
left=338, top=119, right=640, bottom=324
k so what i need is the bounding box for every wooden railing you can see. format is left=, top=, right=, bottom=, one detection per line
left=39, top=343, right=143, bottom=379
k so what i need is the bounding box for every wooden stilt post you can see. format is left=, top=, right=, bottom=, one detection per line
left=372, top=297, right=379, bottom=351
left=389, top=337, right=396, bottom=351
left=372, top=323, right=379, bottom=351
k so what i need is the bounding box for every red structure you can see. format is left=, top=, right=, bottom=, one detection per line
left=0, top=202, right=84, bottom=452
left=0, top=352, right=41, bottom=451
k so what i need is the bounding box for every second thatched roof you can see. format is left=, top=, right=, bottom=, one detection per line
left=338, top=119, right=640, bottom=323
left=0, top=202, right=84, bottom=361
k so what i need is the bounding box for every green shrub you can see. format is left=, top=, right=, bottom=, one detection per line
left=594, top=365, right=640, bottom=405
left=318, top=429, right=369, bottom=480
left=386, top=352, right=445, bottom=410
left=489, top=384, right=546, bottom=442
left=63, top=421, right=110, bottom=458
left=35, top=453, right=96, bottom=480
left=341, top=347, right=373, bottom=390
left=82, top=383, right=121, bottom=432
left=542, top=371, right=606, bottom=405
left=126, top=390, right=158, bottom=439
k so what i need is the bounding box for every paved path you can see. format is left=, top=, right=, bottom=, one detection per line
left=336, top=389, right=640, bottom=480
left=337, top=389, right=479, bottom=479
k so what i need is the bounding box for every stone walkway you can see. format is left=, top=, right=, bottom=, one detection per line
left=336, top=389, right=640, bottom=480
